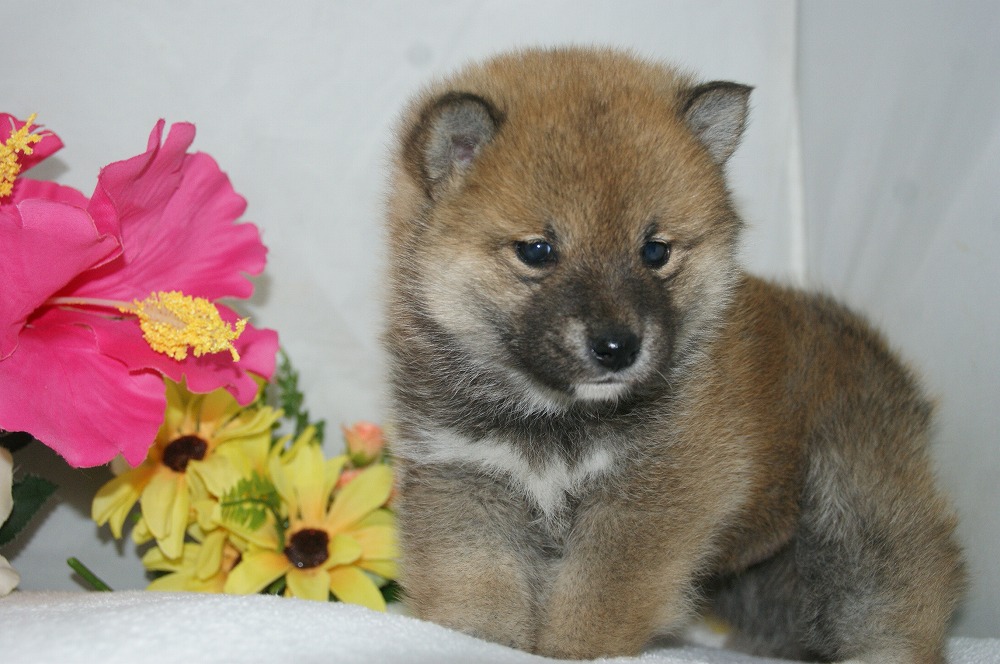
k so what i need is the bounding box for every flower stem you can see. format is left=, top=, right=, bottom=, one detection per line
left=67, top=557, right=113, bottom=591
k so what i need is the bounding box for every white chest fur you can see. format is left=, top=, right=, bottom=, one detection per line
left=396, top=426, right=616, bottom=519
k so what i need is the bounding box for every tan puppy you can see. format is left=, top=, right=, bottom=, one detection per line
left=382, top=47, right=965, bottom=662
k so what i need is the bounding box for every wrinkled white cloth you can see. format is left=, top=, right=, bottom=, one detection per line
left=0, top=591, right=996, bottom=664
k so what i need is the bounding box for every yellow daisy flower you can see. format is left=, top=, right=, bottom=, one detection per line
left=222, top=429, right=397, bottom=610
left=142, top=529, right=243, bottom=593
left=91, top=379, right=282, bottom=559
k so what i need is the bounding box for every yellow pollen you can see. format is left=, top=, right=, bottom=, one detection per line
left=1, top=113, right=44, bottom=198
left=127, top=291, right=247, bottom=362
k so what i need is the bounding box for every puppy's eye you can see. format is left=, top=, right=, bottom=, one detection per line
left=515, top=240, right=555, bottom=266
left=641, top=240, right=671, bottom=269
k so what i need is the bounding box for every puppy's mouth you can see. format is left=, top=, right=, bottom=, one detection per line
left=573, top=379, right=631, bottom=402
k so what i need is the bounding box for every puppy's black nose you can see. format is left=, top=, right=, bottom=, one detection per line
left=590, top=332, right=640, bottom=372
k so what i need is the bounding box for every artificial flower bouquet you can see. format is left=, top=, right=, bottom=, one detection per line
left=0, top=114, right=397, bottom=609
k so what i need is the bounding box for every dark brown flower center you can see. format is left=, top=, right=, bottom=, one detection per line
left=161, top=435, right=208, bottom=472
left=285, top=528, right=330, bottom=569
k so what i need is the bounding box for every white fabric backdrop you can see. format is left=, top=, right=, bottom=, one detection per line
left=3, top=0, right=995, bottom=641
left=797, top=0, right=1000, bottom=639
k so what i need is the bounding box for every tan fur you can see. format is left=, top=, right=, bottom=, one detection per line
left=382, top=48, right=964, bottom=662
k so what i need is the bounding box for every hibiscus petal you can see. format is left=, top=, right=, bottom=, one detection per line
left=224, top=550, right=288, bottom=594
left=0, top=310, right=164, bottom=468
left=287, top=568, right=332, bottom=602
left=88, top=306, right=278, bottom=406
left=0, top=114, right=64, bottom=172
left=0, top=198, right=120, bottom=358
left=8, top=179, right=89, bottom=208
left=328, top=566, right=386, bottom=612
left=73, top=121, right=266, bottom=303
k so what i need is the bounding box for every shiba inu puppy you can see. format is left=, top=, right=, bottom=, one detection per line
left=382, top=48, right=965, bottom=663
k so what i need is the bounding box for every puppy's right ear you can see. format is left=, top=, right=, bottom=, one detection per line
left=682, top=82, right=752, bottom=165
left=404, top=92, right=502, bottom=200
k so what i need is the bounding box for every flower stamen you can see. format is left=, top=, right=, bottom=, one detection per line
left=128, top=291, right=247, bottom=362
left=161, top=434, right=209, bottom=472
left=285, top=529, right=330, bottom=569
left=44, top=292, right=247, bottom=362
left=1, top=113, right=43, bottom=198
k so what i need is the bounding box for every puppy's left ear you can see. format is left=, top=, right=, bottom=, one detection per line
left=405, top=91, right=503, bottom=200
left=682, top=82, right=753, bottom=165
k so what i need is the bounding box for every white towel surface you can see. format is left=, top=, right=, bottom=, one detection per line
left=0, top=591, right=995, bottom=664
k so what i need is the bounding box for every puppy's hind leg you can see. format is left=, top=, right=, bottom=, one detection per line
left=793, top=410, right=965, bottom=664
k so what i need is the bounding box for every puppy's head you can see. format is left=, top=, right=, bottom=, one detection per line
left=388, top=49, right=749, bottom=411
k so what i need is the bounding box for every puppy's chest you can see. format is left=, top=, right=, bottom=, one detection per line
left=405, top=426, right=620, bottom=521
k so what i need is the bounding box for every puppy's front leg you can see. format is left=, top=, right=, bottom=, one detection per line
left=397, top=463, right=542, bottom=650
left=536, top=491, right=725, bottom=658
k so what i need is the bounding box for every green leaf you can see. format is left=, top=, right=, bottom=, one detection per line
left=272, top=348, right=326, bottom=443
left=219, top=471, right=281, bottom=533
left=0, top=474, right=57, bottom=547
left=380, top=580, right=402, bottom=603
left=265, top=576, right=287, bottom=595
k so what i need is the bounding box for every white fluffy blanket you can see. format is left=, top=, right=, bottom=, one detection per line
left=0, top=591, right=995, bottom=664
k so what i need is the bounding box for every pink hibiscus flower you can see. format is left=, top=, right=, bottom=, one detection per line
left=0, top=114, right=278, bottom=468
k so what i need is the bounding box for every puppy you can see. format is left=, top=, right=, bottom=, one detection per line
left=382, top=47, right=965, bottom=663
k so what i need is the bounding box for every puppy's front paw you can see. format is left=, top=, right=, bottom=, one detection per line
left=534, top=614, right=645, bottom=660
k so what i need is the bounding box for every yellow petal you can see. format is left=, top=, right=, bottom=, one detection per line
left=353, top=508, right=394, bottom=529
left=192, top=498, right=219, bottom=532
left=328, top=534, right=363, bottom=566
left=147, top=572, right=194, bottom=592
left=142, top=542, right=196, bottom=572
left=326, top=465, right=393, bottom=533
left=328, top=566, right=386, bottom=611
left=140, top=471, right=181, bottom=538
left=141, top=472, right=189, bottom=559
left=215, top=433, right=271, bottom=476
left=131, top=516, right=153, bottom=545
left=323, top=454, right=349, bottom=503
left=214, top=406, right=282, bottom=447
left=224, top=550, right=288, bottom=594
left=196, top=387, right=242, bottom=436
left=189, top=453, right=240, bottom=498
left=350, top=525, right=398, bottom=561
left=277, top=434, right=326, bottom=522
left=91, top=465, right=156, bottom=537
left=195, top=530, right=228, bottom=581
left=148, top=570, right=224, bottom=593
left=286, top=567, right=331, bottom=602
left=162, top=381, right=190, bottom=434
left=357, top=559, right=398, bottom=580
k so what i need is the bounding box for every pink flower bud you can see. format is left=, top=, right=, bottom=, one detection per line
left=341, top=421, right=384, bottom=466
